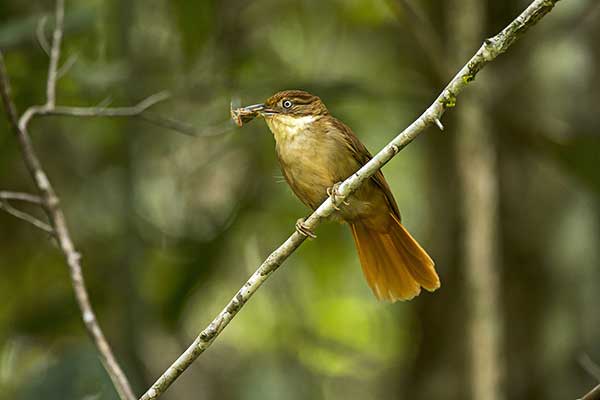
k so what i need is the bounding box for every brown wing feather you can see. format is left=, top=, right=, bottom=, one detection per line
left=328, top=117, right=401, bottom=220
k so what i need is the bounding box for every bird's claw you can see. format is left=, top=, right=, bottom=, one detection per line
left=327, top=182, right=349, bottom=211
left=296, top=218, right=316, bottom=239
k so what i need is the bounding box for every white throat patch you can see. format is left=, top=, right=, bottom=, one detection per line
left=266, top=114, right=320, bottom=141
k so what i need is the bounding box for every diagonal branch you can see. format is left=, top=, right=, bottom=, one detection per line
left=580, top=384, right=600, bottom=400
left=2, top=0, right=207, bottom=397
left=56, top=53, right=78, bottom=79
left=581, top=354, right=600, bottom=383
left=138, top=0, right=562, bottom=398
left=0, top=51, right=137, bottom=400
left=0, top=0, right=136, bottom=398
left=579, top=355, right=600, bottom=400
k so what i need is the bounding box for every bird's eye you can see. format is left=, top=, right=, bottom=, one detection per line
left=282, top=100, right=293, bottom=109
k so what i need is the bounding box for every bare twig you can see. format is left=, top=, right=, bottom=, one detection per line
left=0, top=50, right=137, bottom=400
left=0, top=191, right=43, bottom=204
left=19, top=95, right=231, bottom=137
left=580, top=384, right=600, bottom=400
left=0, top=199, right=53, bottom=234
left=0, top=1, right=137, bottom=397
left=56, top=53, right=78, bottom=79
left=17, top=0, right=178, bottom=142
left=3, top=0, right=206, bottom=397
left=18, top=91, right=171, bottom=131
left=96, top=96, right=113, bottom=109
left=139, top=1, right=562, bottom=398
left=139, top=113, right=233, bottom=137
left=579, top=355, right=600, bottom=400
left=19, top=93, right=229, bottom=139
left=581, top=354, right=600, bottom=382
left=35, top=16, right=50, bottom=56
left=46, top=0, right=64, bottom=107
left=0, top=191, right=52, bottom=233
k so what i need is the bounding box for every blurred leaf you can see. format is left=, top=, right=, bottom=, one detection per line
left=541, top=135, right=600, bottom=196
left=169, top=0, right=215, bottom=65
left=0, top=7, right=95, bottom=49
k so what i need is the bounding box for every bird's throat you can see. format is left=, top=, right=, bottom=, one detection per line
left=265, top=114, right=321, bottom=142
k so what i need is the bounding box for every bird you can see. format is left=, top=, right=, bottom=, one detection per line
left=234, top=90, right=440, bottom=302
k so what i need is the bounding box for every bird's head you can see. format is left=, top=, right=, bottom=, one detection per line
left=236, top=90, right=329, bottom=139
left=262, top=90, right=328, bottom=117
left=237, top=90, right=328, bottom=119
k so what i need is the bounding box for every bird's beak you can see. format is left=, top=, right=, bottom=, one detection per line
left=241, top=103, right=276, bottom=116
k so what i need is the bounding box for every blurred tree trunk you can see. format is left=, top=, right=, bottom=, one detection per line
left=405, top=122, right=467, bottom=400
left=449, top=1, right=504, bottom=400
left=105, top=0, right=151, bottom=391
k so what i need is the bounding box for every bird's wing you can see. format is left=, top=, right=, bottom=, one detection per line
left=329, top=117, right=402, bottom=220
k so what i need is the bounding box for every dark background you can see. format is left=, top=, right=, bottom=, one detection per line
left=1, top=0, right=599, bottom=399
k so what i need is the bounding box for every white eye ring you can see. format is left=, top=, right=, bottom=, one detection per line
left=282, top=100, right=293, bottom=109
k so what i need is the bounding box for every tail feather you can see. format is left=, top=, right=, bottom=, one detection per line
left=350, top=214, right=440, bottom=302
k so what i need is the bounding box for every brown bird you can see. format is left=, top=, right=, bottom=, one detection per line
left=236, top=90, right=440, bottom=301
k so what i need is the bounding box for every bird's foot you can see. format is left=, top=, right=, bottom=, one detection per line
left=295, top=218, right=316, bottom=239
left=327, top=182, right=349, bottom=211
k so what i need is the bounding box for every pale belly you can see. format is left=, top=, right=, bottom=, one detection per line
left=266, top=114, right=387, bottom=222
left=275, top=133, right=380, bottom=222
left=276, top=135, right=343, bottom=209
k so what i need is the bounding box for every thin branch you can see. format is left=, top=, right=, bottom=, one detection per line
left=580, top=384, right=600, bottom=400
left=18, top=91, right=171, bottom=131
left=579, top=355, right=600, bottom=400
left=17, top=90, right=229, bottom=139
left=139, top=0, right=562, bottom=398
left=35, top=16, right=50, bottom=56
left=3, top=1, right=184, bottom=397
left=56, top=53, right=78, bottom=79
left=0, top=191, right=51, bottom=232
left=0, top=51, right=137, bottom=400
left=46, top=0, right=64, bottom=107
left=96, top=96, right=113, bottom=109
left=581, top=354, right=600, bottom=383
left=0, top=199, right=53, bottom=234
left=139, top=113, right=233, bottom=137
left=0, top=191, right=43, bottom=204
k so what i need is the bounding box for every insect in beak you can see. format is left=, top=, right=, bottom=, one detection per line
left=231, top=103, right=276, bottom=126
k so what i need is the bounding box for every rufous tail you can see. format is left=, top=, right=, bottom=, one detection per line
left=350, top=213, right=440, bottom=302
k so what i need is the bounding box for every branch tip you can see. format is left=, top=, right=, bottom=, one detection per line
left=36, top=16, right=51, bottom=56
left=56, top=54, right=78, bottom=79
